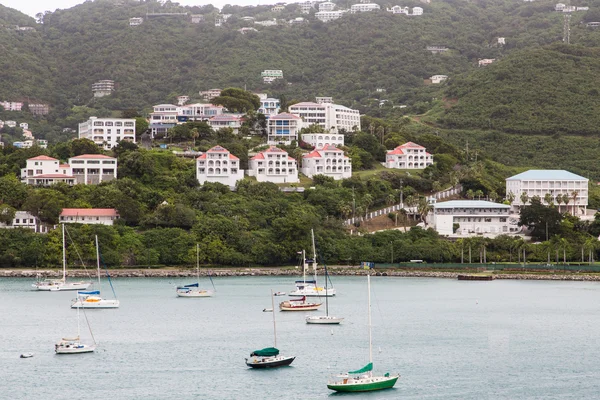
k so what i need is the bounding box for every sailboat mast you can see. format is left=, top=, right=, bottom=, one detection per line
left=368, top=274, right=372, bottom=365
left=302, top=249, right=307, bottom=285
left=325, top=264, right=329, bottom=317
left=95, top=235, right=101, bottom=288
left=311, top=229, right=317, bottom=282
left=271, top=289, right=277, bottom=348
left=76, top=301, right=81, bottom=339
left=62, top=223, right=66, bottom=282
left=196, top=243, right=200, bottom=281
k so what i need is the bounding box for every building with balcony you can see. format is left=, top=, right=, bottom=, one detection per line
left=20, top=155, right=74, bottom=186
left=319, top=1, right=336, bottom=11
left=196, top=145, right=245, bottom=189
left=256, top=94, right=281, bottom=117
left=301, top=144, right=352, bottom=180
left=262, top=69, right=284, bottom=83
left=350, top=3, right=380, bottom=12
left=178, top=103, right=224, bottom=121
left=68, top=154, right=117, bottom=184
left=301, top=133, right=345, bottom=148
left=426, top=46, right=449, bottom=54
left=267, top=113, right=303, bottom=145
left=506, top=170, right=589, bottom=216
left=199, top=89, right=222, bottom=101
left=412, top=6, right=423, bottom=15
left=430, top=75, right=448, bottom=83
left=431, top=200, right=515, bottom=237
left=385, top=142, right=433, bottom=169
left=28, top=103, right=49, bottom=115
left=191, top=14, right=204, bottom=23
left=92, top=80, right=115, bottom=97
left=177, top=96, right=190, bottom=106
left=207, top=114, right=243, bottom=134
left=0, top=101, right=23, bottom=111
left=129, top=17, right=143, bottom=26
left=288, top=98, right=360, bottom=133
left=248, top=146, right=299, bottom=183
left=387, top=5, right=409, bottom=14
left=60, top=208, right=120, bottom=226
left=315, top=10, right=345, bottom=22
left=78, top=117, right=135, bottom=150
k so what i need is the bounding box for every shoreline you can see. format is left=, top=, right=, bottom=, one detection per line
left=3, top=267, right=600, bottom=281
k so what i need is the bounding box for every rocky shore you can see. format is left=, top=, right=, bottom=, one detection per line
left=3, top=267, right=600, bottom=281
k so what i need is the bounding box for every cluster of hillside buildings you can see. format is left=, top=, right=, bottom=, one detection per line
left=430, top=170, right=589, bottom=237
left=554, top=3, right=589, bottom=12
left=0, top=100, right=49, bottom=115
left=0, top=121, right=48, bottom=149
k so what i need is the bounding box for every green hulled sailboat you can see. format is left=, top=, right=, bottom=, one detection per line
left=327, top=275, right=399, bottom=392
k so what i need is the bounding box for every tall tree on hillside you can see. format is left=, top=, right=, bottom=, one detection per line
left=212, top=88, right=260, bottom=113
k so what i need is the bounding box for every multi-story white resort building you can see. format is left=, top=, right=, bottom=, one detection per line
left=385, top=142, right=433, bottom=169
left=315, top=10, right=345, bottom=22
left=196, top=145, right=244, bottom=189
left=78, top=117, right=136, bottom=150
left=207, top=115, right=243, bottom=134
left=506, top=170, right=589, bottom=215
left=301, top=144, right=352, bottom=180
left=248, top=146, right=299, bottom=183
left=301, top=133, right=345, bottom=148
left=350, top=3, right=381, bottom=12
left=92, top=80, right=115, bottom=97
left=288, top=98, right=360, bottom=133
left=267, top=113, right=303, bottom=145
left=21, top=154, right=117, bottom=186
left=431, top=200, right=516, bottom=237
left=256, top=94, right=281, bottom=117
left=261, top=70, right=283, bottom=83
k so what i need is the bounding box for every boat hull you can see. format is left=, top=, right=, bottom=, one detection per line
left=176, top=290, right=213, bottom=298
left=306, top=316, right=344, bottom=324
left=289, top=288, right=336, bottom=297
left=245, top=355, right=295, bottom=368
left=327, top=375, right=399, bottom=392
left=55, top=342, right=96, bottom=355
left=71, top=298, right=120, bottom=309
left=34, top=282, right=92, bottom=291
left=279, top=302, right=322, bottom=311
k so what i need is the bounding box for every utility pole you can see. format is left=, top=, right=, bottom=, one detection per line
left=400, top=179, right=404, bottom=208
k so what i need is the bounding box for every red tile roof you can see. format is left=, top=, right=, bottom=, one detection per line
left=250, top=153, right=265, bottom=160
left=31, top=174, right=74, bottom=179
left=196, top=153, right=207, bottom=160
left=229, top=154, right=239, bottom=160
left=270, top=113, right=301, bottom=120
left=29, top=155, right=57, bottom=161
left=303, top=150, right=322, bottom=158
left=265, top=145, right=287, bottom=152
left=289, top=102, right=320, bottom=108
left=60, top=208, right=119, bottom=217
left=207, top=145, right=229, bottom=152
left=59, top=164, right=70, bottom=168
left=70, top=154, right=115, bottom=159
left=398, top=141, right=425, bottom=149
left=388, top=148, right=404, bottom=155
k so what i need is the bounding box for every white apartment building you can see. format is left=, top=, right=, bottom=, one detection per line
left=301, top=144, right=352, bottom=180
left=178, top=103, right=224, bottom=121
left=319, top=1, right=336, bottom=11
left=267, top=113, right=303, bottom=145
left=426, top=46, right=449, bottom=54
left=506, top=170, right=589, bottom=215
left=262, top=70, right=283, bottom=83
left=92, top=80, right=114, bottom=97
left=271, top=4, right=285, bottom=11
left=78, top=117, right=136, bottom=150
left=19, top=122, right=28, bottom=130
left=196, top=146, right=245, bottom=188
left=289, top=99, right=360, bottom=133
left=431, top=200, right=515, bottom=237
left=129, top=17, right=143, bottom=26
left=20, top=155, right=75, bottom=186
left=0, top=211, right=49, bottom=233
left=0, top=101, right=23, bottom=111
left=68, top=154, right=117, bottom=185
left=150, top=104, right=179, bottom=125
left=207, top=115, right=243, bottom=134
left=177, top=95, right=190, bottom=106
left=256, top=94, right=281, bottom=116
left=21, top=154, right=117, bottom=185
left=385, top=142, right=433, bottom=169
left=430, top=75, right=448, bottom=83
left=255, top=19, right=278, bottom=26
left=199, top=89, right=221, bottom=101
left=412, top=6, right=423, bottom=15
left=5, top=120, right=16, bottom=127
left=387, top=6, right=409, bottom=14
left=299, top=0, right=315, bottom=13
left=478, top=58, right=496, bottom=67
left=248, top=146, right=299, bottom=184
left=351, top=3, right=380, bottom=12
left=301, top=133, right=345, bottom=148
left=60, top=208, right=120, bottom=226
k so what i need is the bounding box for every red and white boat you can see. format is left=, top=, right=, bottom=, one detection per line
left=279, top=296, right=322, bottom=311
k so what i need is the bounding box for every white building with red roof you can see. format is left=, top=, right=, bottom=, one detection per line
left=385, top=142, right=433, bottom=169
left=267, top=113, right=303, bottom=145
left=59, top=208, right=120, bottom=225
left=288, top=98, right=360, bottom=133
left=20, top=155, right=75, bottom=186
left=207, top=115, right=243, bottom=134
left=68, top=154, right=117, bottom=184
left=248, top=146, right=299, bottom=183
left=196, top=145, right=245, bottom=188
left=301, top=144, right=352, bottom=180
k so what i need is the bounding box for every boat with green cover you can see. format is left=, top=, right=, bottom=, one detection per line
left=327, top=275, right=400, bottom=392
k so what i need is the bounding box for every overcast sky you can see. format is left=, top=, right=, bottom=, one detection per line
left=1, top=0, right=260, bottom=18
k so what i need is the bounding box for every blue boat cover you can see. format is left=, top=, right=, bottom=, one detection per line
left=78, top=291, right=100, bottom=295
left=183, top=283, right=199, bottom=288
left=294, top=280, right=316, bottom=284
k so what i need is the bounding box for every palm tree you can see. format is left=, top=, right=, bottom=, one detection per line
left=405, top=195, right=417, bottom=220
left=474, top=190, right=484, bottom=200
left=571, top=191, right=579, bottom=215
left=362, top=194, right=374, bottom=220
left=555, top=193, right=563, bottom=213
left=562, top=195, right=570, bottom=215
left=489, top=191, right=499, bottom=203
left=466, top=189, right=475, bottom=200
left=417, top=197, right=432, bottom=225
left=559, top=237, right=569, bottom=264
left=519, top=191, right=529, bottom=208
left=399, top=208, right=408, bottom=231
left=191, top=128, right=199, bottom=148
left=543, top=193, right=553, bottom=207
left=506, top=191, right=515, bottom=205
left=338, top=202, right=353, bottom=220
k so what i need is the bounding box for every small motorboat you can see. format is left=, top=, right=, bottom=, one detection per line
left=273, top=292, right=286, bottom=296
left=263, top=308, right=273, bottom=312
left=20, top=353, right=34, bottom=358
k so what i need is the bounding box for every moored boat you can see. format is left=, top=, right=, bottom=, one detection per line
left=279, top=296, right=321, bottom=311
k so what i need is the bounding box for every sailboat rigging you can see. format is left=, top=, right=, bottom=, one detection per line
left=55, top=301, right=96, bottom=354
left=71, top=235, right=119, bottom=309
left=245, top=290, right=295, bottom=368
left=327, top=274, right=399, bottom=392
left=289, top=229, right=336, bottom=297
left=176, top=244, right=215, bottom=297
left=33, top=224, right=91, bottom=291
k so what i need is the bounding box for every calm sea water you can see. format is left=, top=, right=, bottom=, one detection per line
left=2, top=276, right=600, bottom=399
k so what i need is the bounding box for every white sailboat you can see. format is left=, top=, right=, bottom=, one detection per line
left=55, top=303, right=96, bottom=354
left=306, top=263, right=343, bottom=324
left=289, top=229, right=336, bottom=297
left=327, top=275, right=399, bottom=392
left=71, top=235, right=119, bottom=309
left=176, top=244, right=214, bottom=298
left=245, top=290, right=295, bottom=368
left=33, top=224, right=91, bottom=291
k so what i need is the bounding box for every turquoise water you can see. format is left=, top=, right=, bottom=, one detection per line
left=2, top=276, right=600, bottom=399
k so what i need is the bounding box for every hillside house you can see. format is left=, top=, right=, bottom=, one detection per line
left=248, top=146, right=299, bottom=183
left=60, top=208, right=120, bottom=226
left=78, top=117, right=136, bottom=150
left=478, top=58, right=496, bottom=67
left=351, top=3, right=381, bottom=12
left=301, top=144, right=352, bottom=180
left=385, top=142, right=433, bottom=169
left=430, top=75, right=448, bottom=84
left=267, top=113, right=303, bottom=145
left=431, top=200, right=515, bottom=237
left=196, top=145, right=244, bottom=189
